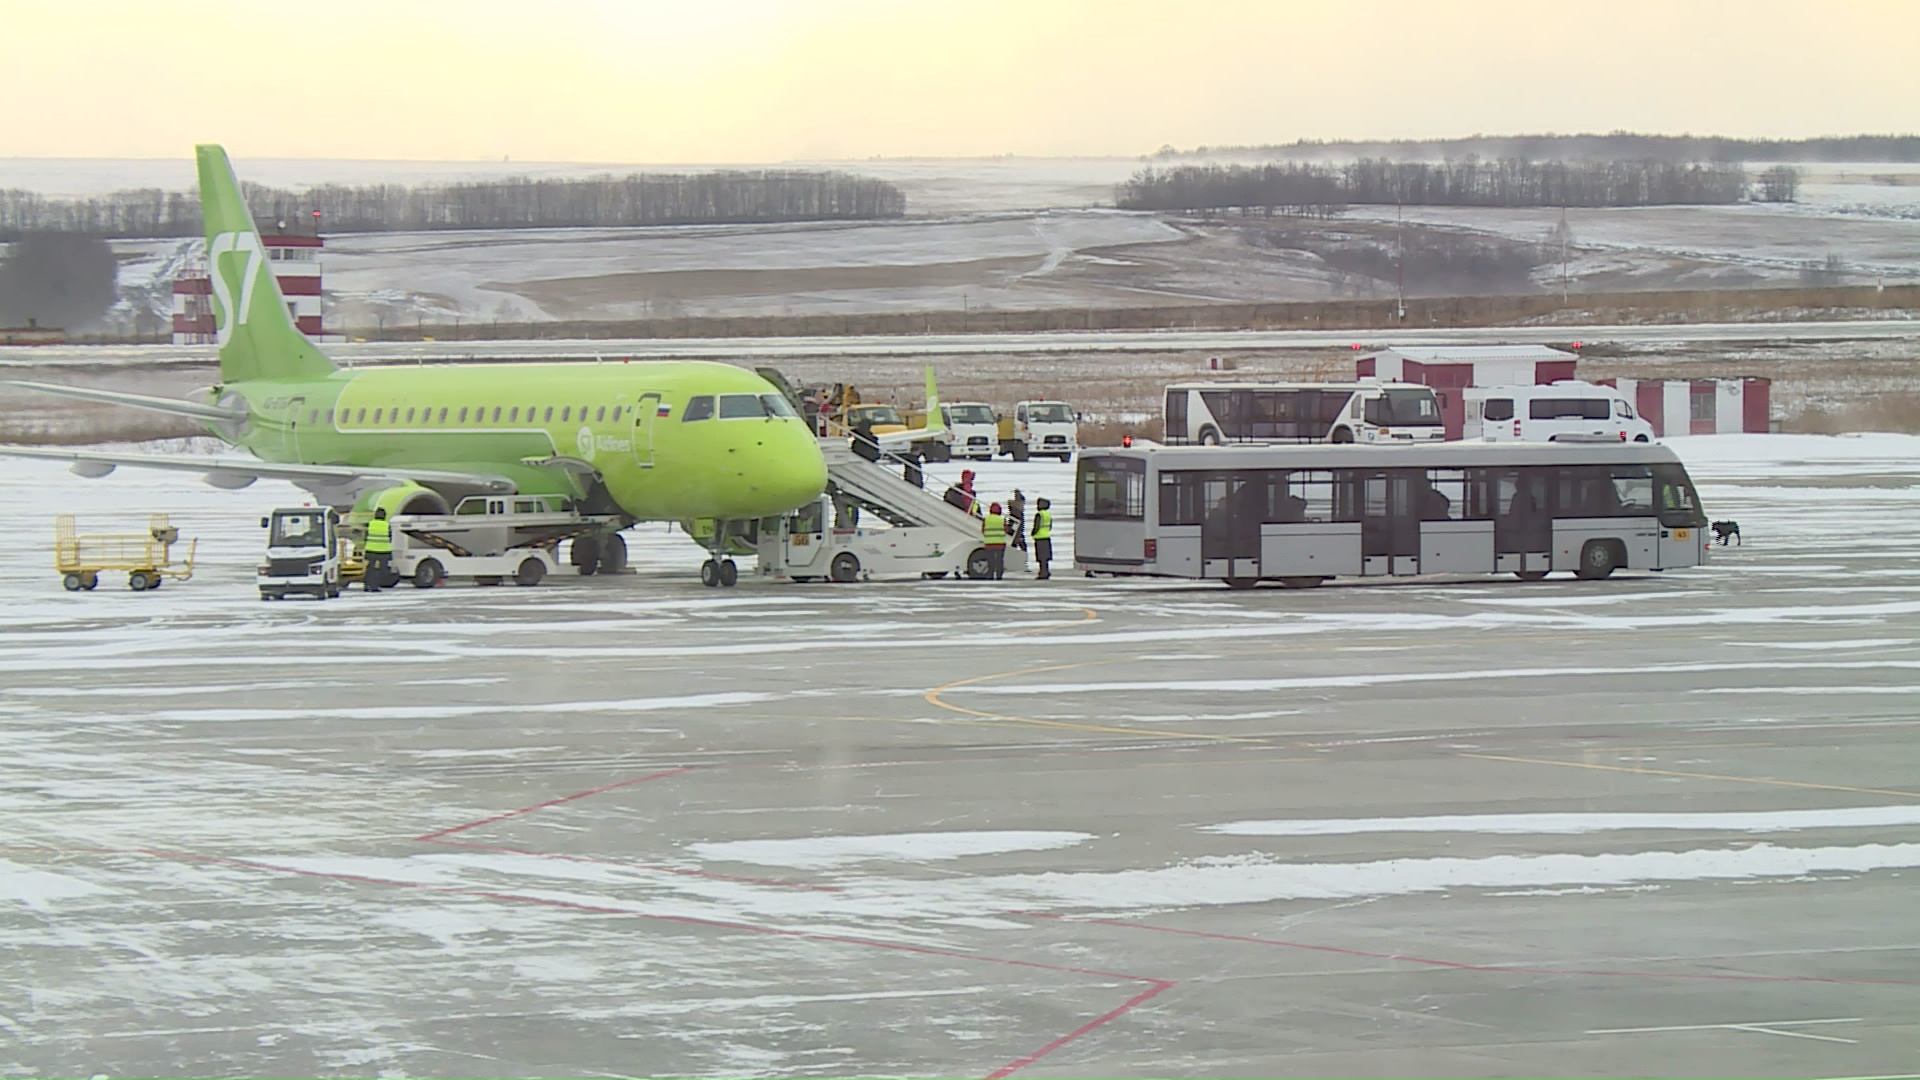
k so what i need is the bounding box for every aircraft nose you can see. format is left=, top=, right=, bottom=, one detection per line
left=771, top=424, right=828, bottom=508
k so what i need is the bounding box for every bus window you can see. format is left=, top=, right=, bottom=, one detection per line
left=1079, top=457, right=1145, bottom=519
left=1532, top=398, right=1610, bottom=420
left=1611, top=465, right=1655, bottom=514
left=1482, top=398, right=1515, bottom=422
left=1159, top=472, right=1205, bottom=526
left=1163, top=389, right=1187, bottom=442
left=1425, top=469, right=1465, bottom=520
left=1287, top=470, right=1335, bottom=523
left=1653, top=463, right=1707, bottom=528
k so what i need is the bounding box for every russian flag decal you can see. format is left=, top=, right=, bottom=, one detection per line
left=656, top=402, right=673, bottom=417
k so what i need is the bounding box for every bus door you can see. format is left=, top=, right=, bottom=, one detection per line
left=1491, top=468, right=1552, bottom=573
left=1343, top=470, right=1422, bottom=574
left=1199, top=472, right=1261, bottom=579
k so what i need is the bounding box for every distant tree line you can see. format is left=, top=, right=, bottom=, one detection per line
left=0, top=171, right=907, bottom=240
left=1153, top=133, right=1920, bottom=163
left=1117, top=159, right=1751, bottom=213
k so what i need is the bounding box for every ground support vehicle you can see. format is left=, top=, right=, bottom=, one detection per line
left=1464, top=381, right=1658, bottom=443
left=389, top=496, right=623, bottom=588
left=997, top=400, right=1079, bottom=461
left=55, top=514, right=196, bottom=593
left=749, top=437, right=1024, bottom=582
left=1075, top=441, right=1707, bottom=589
left=936, top=402, right=1000, bottom=460
left=257, top=507, right=344, bottom=600
left=1163, top=382, right=1444, bottom=445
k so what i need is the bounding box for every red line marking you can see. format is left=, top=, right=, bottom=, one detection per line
left=1060, top=917, right=1920, bottom=987
left=985, top=979, right=1174, bottom=1080
left=412, top=766, right=695, bottom=841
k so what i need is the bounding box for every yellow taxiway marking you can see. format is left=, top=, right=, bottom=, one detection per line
left=1460, top=752, right=1920, bottom=800
left=1008, top=607, right=1100, bottom=637
left=924, top=663, right=1257, bottom=743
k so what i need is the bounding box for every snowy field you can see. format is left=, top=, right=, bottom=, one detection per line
left=4, top=436, right=1920, bottom=1077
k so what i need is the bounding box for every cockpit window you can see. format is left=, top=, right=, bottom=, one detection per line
left=760, top=394, right=797, bottom=418
left=718, top=394, right=768, bottom=419
left=683, top=396, right=715, bottom=422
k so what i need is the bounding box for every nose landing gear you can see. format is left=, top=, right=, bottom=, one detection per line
left=700, top=519, right=740, bottom=588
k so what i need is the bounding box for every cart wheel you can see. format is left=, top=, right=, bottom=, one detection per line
left=829, top=552, right=860, bottom=583
left=63, top=573, right=83, bottom=592
left=128, top=571, right=154, bottom=592
left=413, top=558, right=445, bottom=589
left=81, top=572, right=98, bottom=590
left=515, top=557, right=546, bottom=586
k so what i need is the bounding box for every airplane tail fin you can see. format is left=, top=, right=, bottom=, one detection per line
left=921, top=366, right=945, bottom=433
left=196, top=144, right=336, bottom=385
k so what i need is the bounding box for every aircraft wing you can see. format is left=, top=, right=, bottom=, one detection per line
left=3, top=380, right=240, bottom=423
left=0, top=445, right=516, bottom=501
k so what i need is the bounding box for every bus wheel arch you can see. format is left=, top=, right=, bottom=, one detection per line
left=1198, top=426, right=1223, bottom=446
left=1223, top=577, right=1258, bottom=590
left=1279, top=576, right=1327, bottom=589
left=1331, top=427, right=1355, bottom=444
left=1576, top=539, right=1624, bottom=580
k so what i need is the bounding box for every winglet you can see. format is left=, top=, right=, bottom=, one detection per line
left=195, top=144, right=336, bottom=385
left=922, top=366, right=945, bottom=433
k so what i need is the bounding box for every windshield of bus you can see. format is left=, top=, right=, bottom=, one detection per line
left=1365, top=388, right=1442, bottom=427
left=1653, top=463, right=1708, bottom=528
left=948, top=404, right=996, bottom=424
left=1078, top=456, right=1145, bottom=519
left=1027, top=403, right=1073, bottom=423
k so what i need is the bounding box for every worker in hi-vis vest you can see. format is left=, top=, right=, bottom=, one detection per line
left=982, top=501, right=1008, bottom=580
left=363, top=508, right=393, bottom=592
left=1031, top=497, right=1053, bottom=580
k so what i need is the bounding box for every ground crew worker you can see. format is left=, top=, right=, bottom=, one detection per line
left=1008, top=489, right=1027, bottom=552
left=1031, top=497, right=1053, bottom=580
left=363, top=508, right=393, bottom=592
left=982, top=501, right=1008, bottom=580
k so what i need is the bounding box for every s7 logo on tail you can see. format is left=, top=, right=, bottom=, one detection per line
left=207, top=231, right=265, bottom=345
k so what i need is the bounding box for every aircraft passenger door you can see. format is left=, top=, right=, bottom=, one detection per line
left=283, top=395, right=307, bottom=460
left=632, top=393, right=661, bottom=467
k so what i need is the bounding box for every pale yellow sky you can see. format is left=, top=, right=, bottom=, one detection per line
left=3, top=0, right=1915, bottom=162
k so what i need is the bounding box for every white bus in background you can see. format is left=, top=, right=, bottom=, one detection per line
left=1073, top=441, right=1708, bottom=589
left=1163, top=382, right=1444, bottom=445
left=1465, top=381, right=1656, bottom=443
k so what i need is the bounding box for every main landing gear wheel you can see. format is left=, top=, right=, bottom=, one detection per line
left=829, top=552, right=860, bottom=583
left=572, top=535, right=601, bottom=576
left=700, top=558, right=738, bottom=587
left=719, top=559, right=738, bottom=587
left=700, top=560, right=719, bottom=587
left=599, top=532, right=628, bottom=573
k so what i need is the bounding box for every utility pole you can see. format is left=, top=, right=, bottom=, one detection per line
left=1395, top=201, right=1406, bottom=321
left=1559, top=205, right=1570, bottom=303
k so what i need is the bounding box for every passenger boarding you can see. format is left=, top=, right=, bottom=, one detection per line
left=1074, top=441, right=1709, bottom=589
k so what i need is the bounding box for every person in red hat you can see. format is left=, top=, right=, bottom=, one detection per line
left=945, top=468, right=981, bottom=515
left=981, top=500, right=1008, bottom=579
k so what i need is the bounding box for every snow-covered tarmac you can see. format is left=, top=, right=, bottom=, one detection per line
left=4, top=436, right=1920, bottom=1078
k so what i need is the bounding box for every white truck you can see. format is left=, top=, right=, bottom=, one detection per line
left=258, top=507, right=344, bottom=601
left=942, top=402, right=1001, bottom=460
left=391, top=495, right=621, bottom=588
left=1465, top=381, right=1657, bottom=444
left=997, top=400, right=1079, bottom=462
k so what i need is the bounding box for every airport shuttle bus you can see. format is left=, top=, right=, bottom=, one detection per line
left=1164, top=382, right=1444, bottom=445
left=1074, top=442, right=1708, bottom=588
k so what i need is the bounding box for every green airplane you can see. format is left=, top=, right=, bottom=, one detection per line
left=3, top=145, right=827, bottom=587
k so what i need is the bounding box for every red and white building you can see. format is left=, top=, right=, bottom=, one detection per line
left=1356, top=344, right=1771, bottom=439
left=172, top=232, right=323, bottom=344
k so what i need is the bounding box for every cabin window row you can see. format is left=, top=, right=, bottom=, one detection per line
left=307, top=403, right=629, bottom=426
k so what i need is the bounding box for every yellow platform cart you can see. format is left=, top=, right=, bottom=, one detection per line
left=54, top=514, right=197, bottom=592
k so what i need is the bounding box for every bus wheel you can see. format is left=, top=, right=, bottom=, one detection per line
left=830, top=552, right=860, bottom=583
left=1331, top=428, right=1354, bottom=444
left=1577, top=540, right=1620, bottom=581
left=1223, top=577, right=1258, bottom=590
left=1515, top=569, right=1549, bottom=582
left=1279, top=576, right=1326, bottom=589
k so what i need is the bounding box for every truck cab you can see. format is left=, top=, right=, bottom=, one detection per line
left=258, top=507, right=342, bottom=600
left=998, top=400, right=1078, bottom=462
left=942, top=402, right=1001, bottom=460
